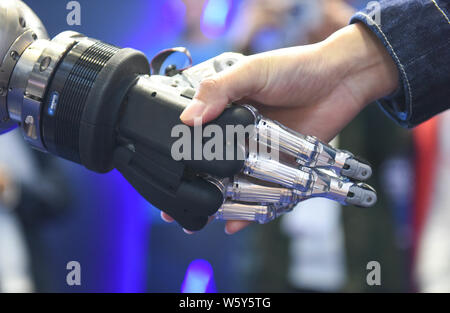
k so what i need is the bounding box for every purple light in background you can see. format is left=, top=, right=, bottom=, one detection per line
left=201, top=0, right=233, bottom=39
left=110, top=170, right=152, bottom=293
left=181, top=259, right=217, bottom=293
left=250, top=28, right=284, bottom=53
left=126, top=0, right=187, bottom=55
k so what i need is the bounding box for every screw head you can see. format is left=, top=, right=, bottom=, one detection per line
left=39, top=57, right=51, bottom=72
left=10, top=51, right=19, bottom=61
left=19, top=17, right=26, bottom=28
left=25, top=115, right=34, bottom=125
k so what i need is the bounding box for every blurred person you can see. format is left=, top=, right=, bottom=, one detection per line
left=211, top=0, right=351, bottom=292
left=0, top=129, right=70, bottom=292
left=0, top=163, right=32, bottom=292
left=167, top=0, right=239, bottom=61
left=242, top=0, right=352, bottom=293
left=148, top=0, right=252, bottom=292
left=339, top=103, right=413, bottom=292
left=230, top=0, right=356, bottom=53
left=224, top=0, right=411, bottom=292
left=176, top=0, right=449, bottom=232
left=415, top=111, right=450, bottom=292
left=169, top=0, right=449, bottom=291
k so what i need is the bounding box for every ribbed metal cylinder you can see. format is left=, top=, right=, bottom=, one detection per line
left=42, top=40, right=119, bottom=163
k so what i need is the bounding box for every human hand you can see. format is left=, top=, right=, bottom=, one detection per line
left=164, top=23, right=399, bottom=234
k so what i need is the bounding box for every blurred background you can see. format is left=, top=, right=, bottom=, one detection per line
left=0, top=0, right=449, bottom=293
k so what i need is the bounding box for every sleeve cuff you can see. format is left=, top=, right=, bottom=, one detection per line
left=350, top=12, right=412, bottom=128
left=350, top=0, right=450, bottom=128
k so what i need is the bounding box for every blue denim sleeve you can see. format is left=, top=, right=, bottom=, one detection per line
left=350, top=0, right=450, bottom=128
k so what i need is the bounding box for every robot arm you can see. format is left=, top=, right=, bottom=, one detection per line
left=0, top=0, right=376, bottom=232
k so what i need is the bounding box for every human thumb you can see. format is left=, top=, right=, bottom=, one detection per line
left=179, top=56, right=265, bottom=125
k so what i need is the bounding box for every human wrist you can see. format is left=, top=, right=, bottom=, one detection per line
left=323, top=23, right=399, bottom=107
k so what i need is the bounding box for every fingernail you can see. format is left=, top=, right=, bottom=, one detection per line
left=183, top=228, right=194, bottom=235
left=225, top=226, right=232, bottom=235
left=160, top=212, right=173, bottom=223
left=180, top=100, right=207, bottom=123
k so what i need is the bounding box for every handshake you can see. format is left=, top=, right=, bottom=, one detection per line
left=138, top=50, right=377, bottom=233
left=1, top=0, right=389, bottom=234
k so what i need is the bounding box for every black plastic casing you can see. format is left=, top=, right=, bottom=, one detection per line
left=116, top=80, right=255, bottom=230
left=41, top=38, right=257, bottom=230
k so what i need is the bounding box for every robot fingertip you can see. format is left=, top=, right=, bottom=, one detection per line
left=346, top=183, right=377, bottom=208
left=342, top=158, right=373, bottom=181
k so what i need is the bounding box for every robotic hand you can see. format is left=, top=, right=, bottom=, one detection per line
left=0, top=0, right=376, bottom=231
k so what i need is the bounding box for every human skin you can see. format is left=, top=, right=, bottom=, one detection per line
left=162, top=23, right=399, bottom=234
left=0, top=166, right=12, bottom=205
